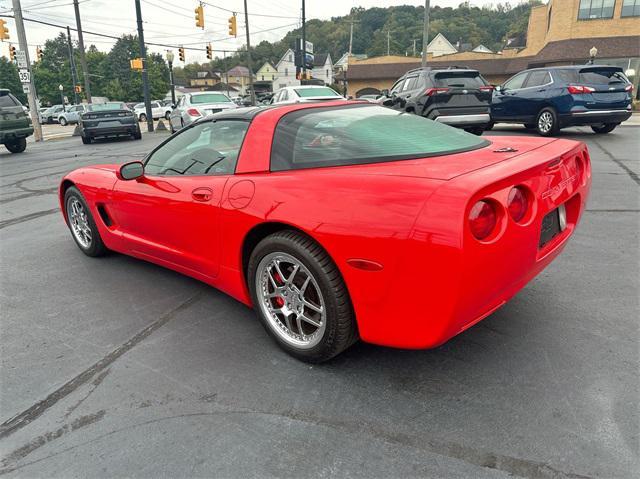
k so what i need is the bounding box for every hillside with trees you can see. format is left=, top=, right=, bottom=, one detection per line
left=0, top=2, right=539, bottom=104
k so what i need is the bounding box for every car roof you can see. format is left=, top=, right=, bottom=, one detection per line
left=284, top=85, right=331, bottom=89
left=404, top=66, right=479, bottom=75
left=527, top=64, right=623, bottom=71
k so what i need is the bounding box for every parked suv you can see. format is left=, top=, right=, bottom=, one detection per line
left=0, top=89, right=33, bottom=154
left=380, top=67, right=493, bottom=135
left=490, top=65, right=633, bottom=136
left=57, top=104, right=88, bottom=125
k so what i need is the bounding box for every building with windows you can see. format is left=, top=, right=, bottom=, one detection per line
left=344, top=0, right=639, bottom=98
left=275, top=49, right=297, bottom=89
left=225, top=66, right=254, bottom=96
left=189, top=71, right=222, bottom=89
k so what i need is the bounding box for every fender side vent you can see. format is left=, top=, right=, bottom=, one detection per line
left=96, top=204, right=114, bottom=227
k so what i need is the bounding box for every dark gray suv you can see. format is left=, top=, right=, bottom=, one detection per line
left=380, top=66, right=494, bottom=135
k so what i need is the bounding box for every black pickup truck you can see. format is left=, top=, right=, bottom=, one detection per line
left=0, top=89, right=33, bottom=153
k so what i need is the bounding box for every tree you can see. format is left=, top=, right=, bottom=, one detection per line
left=0, top=57, right=26, bottom=104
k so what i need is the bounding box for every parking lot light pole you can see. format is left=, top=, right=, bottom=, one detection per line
left=58, top=84, right=65, bottom=111
left=166, top=50, right=176, bottom=106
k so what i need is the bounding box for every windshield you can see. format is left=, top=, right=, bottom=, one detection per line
left=271, top=104, right=488, bottom=171
left=191, top=94, right=231, bottom=104
left=294, top=87, right=341, bottom=98
left=88, top=102, right=126, bottom=111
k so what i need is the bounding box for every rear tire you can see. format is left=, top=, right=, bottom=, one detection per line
left=63, top=186, right=108, bottom=257
left=164, top=111, right=171, bottom=120
left=535, top=108, right=559, bottom=136
left=139, top=113, right=147, bottom=122
left=5, top=138, right=27, bottom=153
left=591, top=123, right=618, bottom=134
left=59, top=117, right=68, bottom=126
left=248, top=230, right=357, bottom=363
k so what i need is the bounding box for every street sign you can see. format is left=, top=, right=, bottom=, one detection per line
left=22, top=84, right=30, bottom=94
left=18, top=69, right=30, bottom=83
left=15, top=50, right=27, bottom=68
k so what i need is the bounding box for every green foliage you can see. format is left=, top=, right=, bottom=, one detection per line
left=0, top=57, right=26, bottom=104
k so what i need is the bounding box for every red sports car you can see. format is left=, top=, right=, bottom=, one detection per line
left=60, top=101, right=591, bottom=362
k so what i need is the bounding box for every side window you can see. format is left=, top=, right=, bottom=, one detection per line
left=524, top=70, right=551, bottom=88
left=144, top=120, right=249, bottom=176
left=503, top=72, right=529, bottom=90
left=281, top=90, right=289, bottom=101
left=556, top=69, right=578, bottom=83
left=390, top=78, right=405, bottom=94
left=0, top=94, right=18, bottom=107
left=402, top=76, right=418, bottom=91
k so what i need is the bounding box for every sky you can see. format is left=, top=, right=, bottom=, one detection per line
left=0, top=0, right=505, bottom=64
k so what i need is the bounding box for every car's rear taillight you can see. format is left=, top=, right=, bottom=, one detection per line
left=469, top=200, right=497, bottom=240
left=479, top=85, right=494, bottom=92
left=567, top=85, right=595, bottom=94
left=625, top=84, right=634, bottom=92
left=186, top=108, right=201, bottom=117
left=507, top=186, right=529, bottom=223
left=424, top=87, right=450, bottom=96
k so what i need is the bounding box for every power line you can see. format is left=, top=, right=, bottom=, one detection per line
left=201, top=1, right=298, bottom=19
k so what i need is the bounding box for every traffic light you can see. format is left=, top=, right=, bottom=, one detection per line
left=129, top=58, right=143, bottom=70
left=206, top=43, right=212, bottom=60
left=178, top=47, right=185, bottom=62
left=0, top=19, right=9, bottom=41
left=36, top=46, right=43, bottom=61
left=228, top=15, right=237, bottom=37
left=9, top=44, right=16, bottom=62
left=194, top=4, right=204, bottom=29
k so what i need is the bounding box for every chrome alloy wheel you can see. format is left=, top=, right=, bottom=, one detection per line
left=256, top=252, right=326, bottom=349
left=67, top=197, right=92, bottom=249
left=538, top=111, right=553, bottom=133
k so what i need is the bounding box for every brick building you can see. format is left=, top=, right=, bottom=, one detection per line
left=344, top=0, right=640, bottom=98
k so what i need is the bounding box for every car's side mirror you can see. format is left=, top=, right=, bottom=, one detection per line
left=119, top=161, right=145, bottom=181
left=495, top=85, right=503, bottom=92
left=381, top=89, right=389, bottom=97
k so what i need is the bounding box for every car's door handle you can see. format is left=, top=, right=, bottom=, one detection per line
left=192, top=187, right=213, bottom=202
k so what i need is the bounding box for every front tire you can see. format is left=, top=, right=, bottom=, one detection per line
left=535, top=108, right=559, bottom=136
left=64, top=186, right=107, bottom=257
left=59, top=117, right=68, bottom=126
left=248, top=231, right=357, bottom=363
left=81, top=135, right=92, bottom=144
left=5, top=138, right=27, bottom=153
left=591, top=123, right=618, bottom=134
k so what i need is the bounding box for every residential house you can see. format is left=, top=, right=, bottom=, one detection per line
left=275, top=48, right=297, bottom=89
left=256, top=61, right=278, bottom=82
left=426, top=33, right=458, bottom=57
left=472, top=44, right=494, bottom=54
left=225, top=65, right=254, bottom=95
left=189, top=71, right=221, bottom=89
left=312, top=53, right=334, bottom=85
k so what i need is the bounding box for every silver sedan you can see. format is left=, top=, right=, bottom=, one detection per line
left=169, top=92, right=237, bottom=133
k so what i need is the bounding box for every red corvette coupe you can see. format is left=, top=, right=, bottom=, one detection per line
left=60, top=101, right=591, bottom=362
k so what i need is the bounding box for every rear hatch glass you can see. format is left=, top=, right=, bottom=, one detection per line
left=563, top=67, right=631, bottom=109
left=434, top=72, right=486, bottom=89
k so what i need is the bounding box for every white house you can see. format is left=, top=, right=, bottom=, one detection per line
left=426, top=33, right=458, bottom=57
left=472, top=44, right=494, bottom=54
left=275, top=48, right=298, bottom=89
left=312, top=53, right=334, bottom=85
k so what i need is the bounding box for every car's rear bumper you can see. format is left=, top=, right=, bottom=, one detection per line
left=352, top=139, right=592, bottom=349
left=434, top=113, right=491, bottom=126
left=83, top=125, right=138, bottom=138
left=0, top=126, right=34, bottom=142
left=560, top=109, right=632, bottom=126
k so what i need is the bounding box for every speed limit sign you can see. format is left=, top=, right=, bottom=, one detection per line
left=18, top=70, right=30, bottom=83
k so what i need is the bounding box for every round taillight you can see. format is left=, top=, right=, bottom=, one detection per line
left=469, top=200, right=497, bottom=240
left=507, top=187, right=529, bottom=223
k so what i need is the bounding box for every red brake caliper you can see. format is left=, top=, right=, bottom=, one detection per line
left=273, top=270, right=284, bottom=307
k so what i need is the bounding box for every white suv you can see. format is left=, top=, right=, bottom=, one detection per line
left=271, top=86, right=344, bottom=105
left=133, top=101, right=172, bottom=122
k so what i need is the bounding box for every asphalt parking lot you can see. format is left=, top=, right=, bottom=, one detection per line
left=1, top=125, right=638, bottom=478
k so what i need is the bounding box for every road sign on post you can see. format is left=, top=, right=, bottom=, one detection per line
left=18, top=69, right=30, bottom=83
left=15, top=50, right=27, bottom=68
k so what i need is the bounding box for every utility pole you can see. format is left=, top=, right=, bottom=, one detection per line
left=134, top=0, right=153, bottom=132
left=344, top=18, right=360, bottom=56
left=73, top=0, right=91, bottom=103
left=12, top=0, right=42, bottom=141
left=243, top=0, right=255, bottom=106
left=301, top=0, right=306, bottom=81
left=421, top=0, right=430, bottom=67
left=66, top=26, right=79, bottom=104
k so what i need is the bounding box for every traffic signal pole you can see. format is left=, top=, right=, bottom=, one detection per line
left=11, top=0, right=42, bottom=142
left=243, top=0, right=255, bottom=106
left=73, top=0, right=92, bottom=103
left=134, top=0, right=153, bottom=132
left=421, top=0, right=430, bottom=67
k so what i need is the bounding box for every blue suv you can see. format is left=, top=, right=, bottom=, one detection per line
left=490, top=65, right=633, bottom=136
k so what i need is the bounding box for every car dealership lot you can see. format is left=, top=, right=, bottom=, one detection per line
left=1, top=127, right=638, bottom=478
